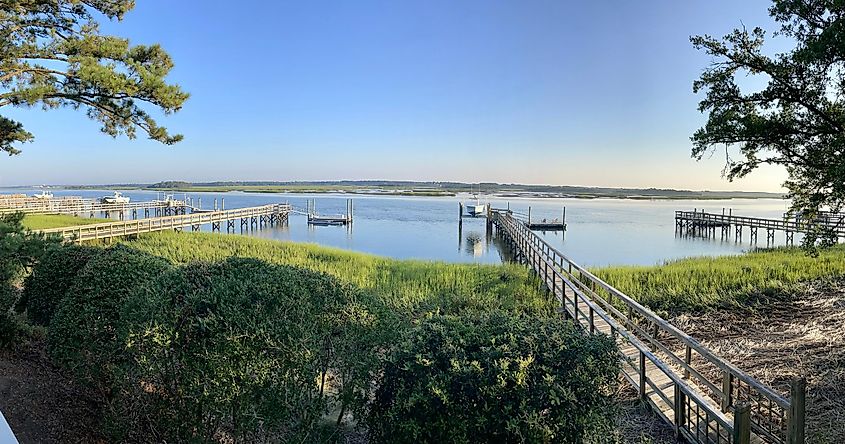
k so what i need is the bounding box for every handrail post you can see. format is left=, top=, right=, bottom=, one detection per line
left=733, top=401, right=751, bottom=444
left=788, top=377, right=806, bottom=444
left=721, top=371, right=733, bottom=412
left=638, top=350, right=646, bottom=401
left=674, top=383, right=686, bottom=439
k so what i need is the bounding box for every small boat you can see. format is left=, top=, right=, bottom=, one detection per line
left=32, top=190, right=53, bottom=199
left=465, top=201, right=487, bottom=217
left=100, top=191, right=130, bottom=204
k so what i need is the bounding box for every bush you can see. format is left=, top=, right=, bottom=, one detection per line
left=48, top=245, right=171, bottom=390
left=19, top=244, right=100, bottom=325
left=112, top=258, right=386, bottom=443
left=0, top=284, right=24, bottom=349
left=367, top=311, right=620, bottom=443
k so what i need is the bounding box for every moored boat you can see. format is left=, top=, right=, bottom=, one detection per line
left=100, top=191, right=130, bottom=204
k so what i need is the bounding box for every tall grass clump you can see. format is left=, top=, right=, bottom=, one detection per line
left=122, top=231, right=552, bottom=317
left=593, top=245, right=845, bottom=312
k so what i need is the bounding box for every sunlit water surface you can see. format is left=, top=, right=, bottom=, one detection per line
left=3, top=188, right=796, bottom=267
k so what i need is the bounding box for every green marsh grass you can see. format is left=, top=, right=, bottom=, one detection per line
left=23, top=214, right=109, bottom=230
left=593, top=245, right=845, bottom=312
left=122, top=231, right=551, bottom=316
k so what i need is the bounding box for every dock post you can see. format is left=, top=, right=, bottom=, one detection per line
left=562, top=206, right=566, bottom=239
left=221, top=198, right=225, bottom=211
left=214, top=198, right=218, bottom=211
left=198, top=198, right=202, bottom=210
left=528, top=206, right=531, bottom=225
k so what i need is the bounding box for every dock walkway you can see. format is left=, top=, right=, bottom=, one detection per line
left=41, top=204, right=290, bottom=242
left=493, top=211, right=805, bottom=444
left=675, top=210, right=845, bottom=244
left=0, top=199, right=188, bottom=218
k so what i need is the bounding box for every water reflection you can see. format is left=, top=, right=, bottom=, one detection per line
left=0, top=187, right=797, bottom=266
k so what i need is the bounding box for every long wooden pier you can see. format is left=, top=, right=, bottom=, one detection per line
left=676, top=210, right=845, bottom=245
left=40, top=204, right=291, bottom=243
left=0, top=198, right=189, bottom=218
left=493, top=211, right=805, bottom=444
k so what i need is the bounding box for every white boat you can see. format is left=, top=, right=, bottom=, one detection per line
left=100, top=191, right=130, bottom=204
left=465, top=200, right=487, bottom=217
left=32, top=190, right=53, bottom=199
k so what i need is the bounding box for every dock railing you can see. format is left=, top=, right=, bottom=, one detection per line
left=494, top=211, right=805, bottom=444
left=676, top=210, right=845, bottom=236
left=40, top=204, right=291, bottom=242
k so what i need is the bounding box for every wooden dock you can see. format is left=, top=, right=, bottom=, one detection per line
left=493, top=210, right=805, bottom=444
left=0, top=198, right=189, bottom=218
left=40, top=204, right=291, bottom=243
left=304, top=199, right=353, bottom=226
left=675, top=210, right=845, bottom=245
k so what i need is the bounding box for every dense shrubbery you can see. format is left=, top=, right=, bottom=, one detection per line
left=111, top=258, right=388, bottom=442
left=366, top=311, right=620, bottom=443
left=13, top=233, right=619, bottom=443
left=0, top=284, right=23, bottom=348
left=0, top=212, right=59, bottom=348
left=48, top=245, right=171, bottom=390
left=19, top=244, right=99, bottom=325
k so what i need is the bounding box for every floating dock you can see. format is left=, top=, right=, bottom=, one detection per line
left=304, top=199, right=353, bottom=226
left=459, top=202, right=567, bottom=232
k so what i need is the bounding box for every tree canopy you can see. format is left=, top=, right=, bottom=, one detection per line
left=0, top=0, right=188, bottom=155
left=691, top=0, right=844, bottom=243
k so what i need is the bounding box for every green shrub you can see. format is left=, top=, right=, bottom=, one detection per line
left=48, top=245, right=171, bottom=390
left=19, top=244, right=100, bottom=325
left=367, top=311, right=620, bottom=443
left=0, top=284, right=24, bottom=349
left=112, top=258, right=386, bottom=443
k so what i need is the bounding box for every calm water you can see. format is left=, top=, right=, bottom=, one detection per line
left=3, top=188, right=796, bottom=267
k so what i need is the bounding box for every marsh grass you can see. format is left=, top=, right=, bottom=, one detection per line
left=122, top=231, right=551, bottom=316
left=23, top=214, right=109, bottom=230
left=593, top=245, right=845, bottom=313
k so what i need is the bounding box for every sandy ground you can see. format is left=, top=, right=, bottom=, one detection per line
left=0, top=337, right=104, bottom=443
left=671, top=279, right=845, bottom=444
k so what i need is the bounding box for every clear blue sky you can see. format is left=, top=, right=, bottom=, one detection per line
left=1, top=0, right=788, bottom=190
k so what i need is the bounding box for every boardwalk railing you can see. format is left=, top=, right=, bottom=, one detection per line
left=40, top=204, right=290, bottom=242
left=494, top=211, right=805, bottom=444
left=0, top=199, right=187, bottom=216
left=676, top=211, right=845, bottom=237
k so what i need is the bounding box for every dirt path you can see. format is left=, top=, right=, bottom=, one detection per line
left=671, top=279, right=845, bottom=444
left=0, top=338, right=104, bottom=443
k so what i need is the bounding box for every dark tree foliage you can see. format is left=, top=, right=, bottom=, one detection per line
left=691, top=0, right=845, bottom=247
left=0, top=0, right=189, bottom=155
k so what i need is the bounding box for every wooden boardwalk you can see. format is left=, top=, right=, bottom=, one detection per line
left=493, top=212, right=805, bottom=444
left=40, top=204, right=291, bottom=242
left=0, top=199, right=189, bottom=218
left=676, top=210, right=845, bottom=245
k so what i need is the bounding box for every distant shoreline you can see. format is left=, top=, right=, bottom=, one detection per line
left=5, top=180, right=785, bottom=201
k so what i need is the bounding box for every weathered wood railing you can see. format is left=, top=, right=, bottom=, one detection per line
left=676, top=210, right=845, bottom=237
left=0, top=199, right=187, bottom=216
left=494, top=211, right=805, bottom=444
left=40, top=204, right=290, bottom=242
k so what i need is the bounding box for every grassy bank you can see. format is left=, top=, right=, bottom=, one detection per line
left=122, top=231, right=551, bottom=316
left=594, top=245, right=845, bottom=312
left=23, top=214, right=108, bottom=230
